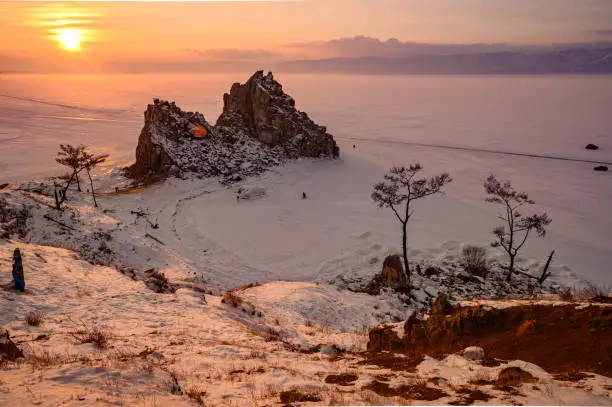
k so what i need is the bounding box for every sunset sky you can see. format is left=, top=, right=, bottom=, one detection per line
left=2, top=0, right=612, bottom=73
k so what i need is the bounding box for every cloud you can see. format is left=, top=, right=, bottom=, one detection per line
left=591, top=29, right=612, bottom=38
left=185, top=48, right=282, bottom=61
left=282, top=36, right=521, bottom=59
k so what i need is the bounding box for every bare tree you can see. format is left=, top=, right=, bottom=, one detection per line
left=56, top=144, right=86, bottom=192
left=484, top=175, right=552, bottom=282
left=53, top=173, right=78, bottom=210
left=372, top=164, right=452, bottom=288
left=81, top=149, right=108, bottom=208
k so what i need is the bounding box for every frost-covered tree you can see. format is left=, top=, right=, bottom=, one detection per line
left=484, top=175, right=552, bottom=282
left=81, top=149, right=108, bottom=208
left=372, top=165, right=452, bottom=288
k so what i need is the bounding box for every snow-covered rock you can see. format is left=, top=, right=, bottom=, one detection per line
left=236, top=186, right=266, bottom=200
left=127, top=71, right=338, bottom=183
left=217, top=71, right=339, bottom=158
left=362, top=253, right=408, bottom=295
left=460, top=346, right=485, bottom=361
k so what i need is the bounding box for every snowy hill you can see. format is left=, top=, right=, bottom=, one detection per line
left=2, top=240, right=611, bottom=406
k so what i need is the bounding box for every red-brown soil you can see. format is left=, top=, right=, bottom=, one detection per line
left=362, top=380, right=448, bottom=401
left=325, top=373, right=359, bottom=385
left=369, top=302, right=612, bottom=377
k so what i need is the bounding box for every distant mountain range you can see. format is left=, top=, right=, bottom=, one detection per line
left=3, top=36, right=612, bottom=75
left=277, top=46, right=612, bottom=75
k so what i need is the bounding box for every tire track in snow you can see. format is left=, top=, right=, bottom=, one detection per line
left=337, top=136, right=612, bottom=165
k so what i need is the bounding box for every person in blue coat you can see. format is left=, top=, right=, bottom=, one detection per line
left=12, top=248, right=25, bottom=292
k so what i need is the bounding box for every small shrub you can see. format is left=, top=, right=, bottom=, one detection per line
left=184, top=384, right=206, bottom=405
left=221, top=292, right=244, bottom=308
left=25, top=311, right=45, bottom=327
left=559, top=287, right=574, bottom=302
left=461, top=245, right=488, bottom=277
left=579, top=284, right=610, bottom=300
left=261, top=327, right=284, bottom=342
left=144, top=270, right=176, bottom=294
left=70, top=322, right=110, bottom=349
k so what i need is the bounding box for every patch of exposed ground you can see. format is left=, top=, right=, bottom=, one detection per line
left=362, top=379, right=449, bottom=401
left=376, top=302, right=612, bottom=377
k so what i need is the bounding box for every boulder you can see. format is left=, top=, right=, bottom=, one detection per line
left=585, top=144, right=599, bottom=150
left=236, top=186, right=266, bottom=200
left=363, top=254, right=408, bottom=295
left=217, top=71, right=339, bottom=158
left=594, top=165, right=608, bottom=172
left=367, top=323, right=404, bottom=352
left=461, top=346, right=485, bottom=361
left=0, top=327, right=24, bottom=362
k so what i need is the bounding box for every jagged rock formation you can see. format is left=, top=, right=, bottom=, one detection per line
left=128, top=100, right=215, bottom=178
left=127, top=71, right=339, bottom=183
left=217, top=71, right=339, bottom=158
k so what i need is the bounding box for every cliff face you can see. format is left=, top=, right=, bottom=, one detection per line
left=129, top=100, right=214, bottom=178
left=127, top=71, right=339, bottom=182
left=217, top=71, right=339, bottom=158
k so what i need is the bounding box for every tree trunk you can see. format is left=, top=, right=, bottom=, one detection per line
left=402, top=221, right=410, bottom=289
left=506, top=255, right=515, bottom=282
left=538, top=250, right=555, bottom=284
left=86, top=168, right=98, bottom=208
left=54, top=185, right=60, bottom=210
left=75, top=173, right=81, bottom=192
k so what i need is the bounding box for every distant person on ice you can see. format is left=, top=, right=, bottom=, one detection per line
left=12, top=248, right=25, bottom=292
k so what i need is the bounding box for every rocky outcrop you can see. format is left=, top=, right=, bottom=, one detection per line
left=367, top=298, right=612, bottom=377
left=217, top=71, right=339, bottom=158
left=594, top=165, right=608, bottom=172
left=128, top=100, right=214, bottom=179
left=0, top=327, right=23, bottom=362
left=363, top=254, right=408, bottom=295
left=585, top=143, right=599, bottom=150
left=367, top=322, right=404, bottom=352
left=127, top=71, right=339, bottom=183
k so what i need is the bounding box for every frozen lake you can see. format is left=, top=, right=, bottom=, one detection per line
left=1, top=73, right=611, bottom=284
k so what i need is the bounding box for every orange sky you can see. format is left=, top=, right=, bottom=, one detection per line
left=2, top=0, right=612, bottom=73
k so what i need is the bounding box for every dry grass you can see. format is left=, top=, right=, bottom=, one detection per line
left=69, top=321, right=111, bottom=349
left=25, top=311, right=45, bottom=327
left=184, top=384, right=207, bottom=405
left=327, top=387, right=347, bottom=405
left=27, top=348, right=71, bottom=369
left=245, top=350, right=267, bottom=360
left=250, top=326, right=285, bottom=342
left=575, top=284, right=611, bottom=300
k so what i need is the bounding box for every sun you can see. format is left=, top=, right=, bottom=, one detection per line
left=55, top=28, right=83, bottom=52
